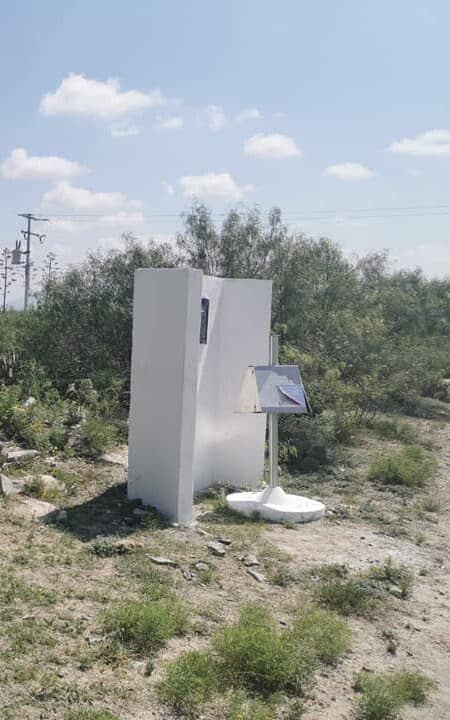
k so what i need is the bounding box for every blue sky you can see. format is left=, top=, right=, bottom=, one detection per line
left=2, top=0, right=450, bottom=302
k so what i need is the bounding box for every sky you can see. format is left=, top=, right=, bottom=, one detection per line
left=2, top=0, right=450, bottom=306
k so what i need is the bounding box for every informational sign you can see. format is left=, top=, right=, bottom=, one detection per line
left=237, top=365, right=311, bottom=414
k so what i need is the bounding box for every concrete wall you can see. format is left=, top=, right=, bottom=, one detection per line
left=128, top=268, right=272, bottom=522
left=128, top=268, right=202, bottom=523
left=194, top=277, right=272, bottom=492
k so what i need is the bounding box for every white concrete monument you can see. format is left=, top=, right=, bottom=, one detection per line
left=128, top=268, right=272, bottom=523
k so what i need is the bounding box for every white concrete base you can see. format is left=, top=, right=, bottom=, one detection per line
left=226, top=485, right=325, bottom=524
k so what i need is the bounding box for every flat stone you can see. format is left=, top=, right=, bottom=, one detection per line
left=194, top=562, right=210, bottom=571
left=243, top=554, right=260, bottom=567
left=247, top=568, right=266, bottom=583
left=39, top=474, right=65, bottom=493
left=217, top=537, right=232, bottom=546
left=6, top=449, right=39, bottom=464
left=149, top=556, right=177, bottom=567
left=101, top=447, right=128, bottom=468
left=13, top=497, right=56, bottom=519
left=0, top=474, right=26, bottom=496
left=207, top=542, right=226, bottom=557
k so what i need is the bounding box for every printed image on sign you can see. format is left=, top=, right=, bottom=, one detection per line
left=277, top=384, right=306, bottom=408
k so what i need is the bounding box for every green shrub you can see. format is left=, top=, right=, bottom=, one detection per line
left=314, top=575, right=378, bottom=617
left=365, top=418, right=417, bottom=444
left=292, top=607, right=351, bottom=665
left=366, top=558, right=414, bottom=600
left=226, top=692, right=277, bottom=720
left=67, top=711, right=119, bottom=720
left=103, top=598, right=188, bottom=654
left=355, top=669, right=433, bottom=720
left=212, top=604, right=315, bottom=696
left=67, top=711, right=118, bottom=720
left=79, top=415, right=117, bottom=459
left=157, top=650, right=221, bottom=717
left=368, top=445, right=435, bottom=488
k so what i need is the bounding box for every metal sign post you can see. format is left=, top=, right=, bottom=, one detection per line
left=268, top=334, right=279, bottom=487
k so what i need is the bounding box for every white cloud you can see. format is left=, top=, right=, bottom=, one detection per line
left=2, top=147, right=88, bottom=180
left=110, top=123, right=142, bottom=138
left=388, top=129, right=450, bottom=157
left=42, top=181, right=141, bottom=212
left=179, top=173, right=254, bottom=201
left=244, top=133, right=301, bottom=158
left=40, top=73, right=164, bottom=119
left=162, top=180, right=175, bottom=196
left=324, top=162, right=375, bottom=180
left=98, top=211, right=145, bottom=226
left=207, top=105, right=226, bottom=131
left=235, top=108, right=261, bottom=123
left=156, top=115, right=183, bottom=131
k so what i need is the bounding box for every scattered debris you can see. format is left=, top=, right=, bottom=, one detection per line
left=13, top=497, right=56, bottom=519
left=207, top=541, right=226, bottom=557
left=0, top=474, right=26, bottom=496
left=246, top=568, right=266, bottom=583
left=101, top=447, right=128, bottom=468
left=6, top=449, right=39, bottom=464
left=194, top=561, right=210, bottom=572
left=149, top=556, right=178, bottom=567
left=23, top=396, right=36, bottom=408
left=39, top=474, right=65, bottom=493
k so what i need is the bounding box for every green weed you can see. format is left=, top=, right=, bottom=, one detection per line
left=212, top=604, right=316, bottom=696
left=157, top=650, right=221, bottom=717
left=314, top=574, right=378, bottom=617
left=366, top=558, right=414, bottom=599
left=292, top=607, right=351, bottom=665
left=368, top=446, right=435, bottom=488
left=355, top=669, right=434, bottom=719
left=102, top=598, right=188, bottom=655
left=67, top=710, right=119, bottom=720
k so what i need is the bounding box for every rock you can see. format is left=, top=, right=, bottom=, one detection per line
left=247, top=568, right=266, bottom=583
left=13, top=497, right=56, bottom=519
left=194, top=562, right=210, bottom=572
left=101, top=447, right=128, bottom=468
left=40, top=474, right=65, bottom=493
left=217, top=537, right=232, bottom=546
left=196, top=527, right=208, bottom=537
left=0, top=474, right=26, bottom=496
left=23, top=396, right=36, bottom=408
left=149, top=556, right=177, bottom=567
left=243, top=554, right=260, bottom=567
left=207, top=542, right=226, bottom=557
left=6, top=449, right=39, bottom=464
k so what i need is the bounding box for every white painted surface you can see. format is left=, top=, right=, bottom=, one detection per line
left=128, top=269, right=272, bottom=522
left=195, top=277, right=272, bottom=492
left=128, top=268, right=202, bottom=523
left=226, top=486, right=325, bottom=523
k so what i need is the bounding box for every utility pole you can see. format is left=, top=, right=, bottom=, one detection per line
left=17, top=213, right=48, bottom=311
left=1, top=249, right=12, bottom=313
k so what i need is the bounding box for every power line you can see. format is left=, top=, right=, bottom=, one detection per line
left=40, top=203, right=450, bottom=223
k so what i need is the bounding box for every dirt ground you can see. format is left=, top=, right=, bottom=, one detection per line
left=0, top=412, right=449, bottom=719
